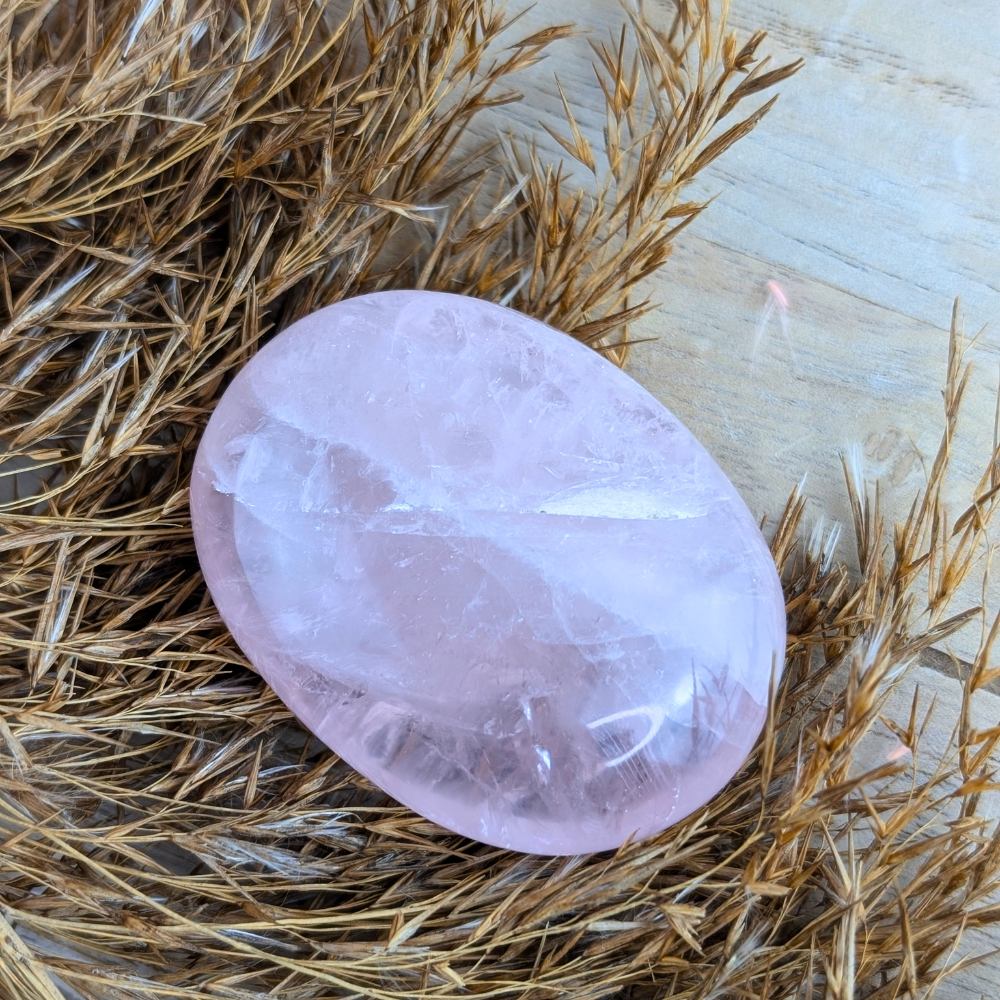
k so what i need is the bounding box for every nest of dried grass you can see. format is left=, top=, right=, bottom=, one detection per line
left=1, top=1, right=998, bottom=998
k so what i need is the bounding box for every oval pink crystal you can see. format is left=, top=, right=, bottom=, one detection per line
left=191, top=291, right=785, bottom=854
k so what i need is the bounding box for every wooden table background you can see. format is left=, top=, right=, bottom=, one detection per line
left=479, top=1, right=1000, bottom=993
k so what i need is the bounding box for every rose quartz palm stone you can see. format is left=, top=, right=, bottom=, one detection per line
left=191, top=291, right=785, bottom=854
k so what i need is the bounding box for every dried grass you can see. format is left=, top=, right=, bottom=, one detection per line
left=0, top=1, right=996, bottom=998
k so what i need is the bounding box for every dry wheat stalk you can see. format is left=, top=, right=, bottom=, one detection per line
left=1, top=1, right=997, bottom=999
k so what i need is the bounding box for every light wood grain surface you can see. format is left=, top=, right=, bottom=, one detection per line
left=481, top=2, right=1000, bottom=992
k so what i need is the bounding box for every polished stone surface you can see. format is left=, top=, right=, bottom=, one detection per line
left=190, top=291, right=785, bottom=854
